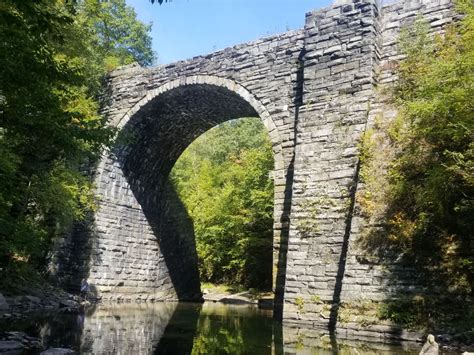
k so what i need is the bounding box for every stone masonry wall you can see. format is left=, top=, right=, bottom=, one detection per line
left=283, top=0, right=382, bottom=325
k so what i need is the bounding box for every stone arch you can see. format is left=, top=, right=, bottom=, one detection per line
left=113, top=75, right=284, bottom=170
left=88, top=75, right=286, bottom=301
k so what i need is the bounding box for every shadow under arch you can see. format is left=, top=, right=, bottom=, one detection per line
left=91, top=75, right=291, bottom=306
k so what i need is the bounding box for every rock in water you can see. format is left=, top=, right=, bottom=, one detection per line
left=419, top=334, right=439, bottom=355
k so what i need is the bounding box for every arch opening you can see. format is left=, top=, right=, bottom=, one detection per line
left=170, top=117, right=275, bottom=292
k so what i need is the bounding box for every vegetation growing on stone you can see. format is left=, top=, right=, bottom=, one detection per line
left=357, top=0, right=474, bottom=331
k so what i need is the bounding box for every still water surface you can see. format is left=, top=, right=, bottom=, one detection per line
left=1, top=302, right=425, bottom=354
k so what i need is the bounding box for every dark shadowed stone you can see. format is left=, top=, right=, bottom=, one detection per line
left=40, top=348, right=75, bottom=355
left=59, top=299, right=78, bottom=308
left=0, top=340, right=23, bottom=353
left=0, top=293, right=9, bottom=311
left=25, top=295, right=41, bottom=304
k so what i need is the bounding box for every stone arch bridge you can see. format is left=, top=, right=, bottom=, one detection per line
left=55, top=0, right=455, bottom=326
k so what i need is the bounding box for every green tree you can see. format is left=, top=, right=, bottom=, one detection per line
left=171, top=118, right=274, bottom=289
left=79, top=0, right=156, bottom=70
left=0, top=0, right=154, bottom=271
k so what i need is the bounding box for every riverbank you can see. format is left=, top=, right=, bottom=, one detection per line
left=0, top=268, right=89, bottom=353
left=0, top=288, right=86, bottom=354
left=0, top=268, right=85, bottom=321
left=201, top=282, right=273, bottom=306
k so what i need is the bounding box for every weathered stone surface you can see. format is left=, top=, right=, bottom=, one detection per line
left=0, top=340, right=23, bottom=353
left=40, top=348, right=75, bottom=355
left=51, top=0, right=456, bottom=330
left=24, top=295, right=40, bottom=304
left=0, top=293, right=8, bottom=311
left=1, top=332, right=42, bottom=352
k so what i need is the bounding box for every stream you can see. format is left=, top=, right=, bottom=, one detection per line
left=0, top=302, right=437, bottom=354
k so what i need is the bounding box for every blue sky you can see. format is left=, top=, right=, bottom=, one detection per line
left=126, top=0, right=332, bottom=64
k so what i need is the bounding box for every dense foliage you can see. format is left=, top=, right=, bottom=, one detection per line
left=359, top=0, right=473, bottom=296
left=0, top=0, right=154, bottom=271
left=80, top=0, right=155, bottom=70
left=171, top=118, right=274, bottom=290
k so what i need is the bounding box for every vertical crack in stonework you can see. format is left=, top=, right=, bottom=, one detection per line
left=273, top=47, right=306, bottom=321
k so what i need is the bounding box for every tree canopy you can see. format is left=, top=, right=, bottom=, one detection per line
left=0, top=0, right=154, bottom=270
left=80, top=0, right=156, bottom=69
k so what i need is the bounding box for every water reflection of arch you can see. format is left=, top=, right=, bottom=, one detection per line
left=88, top=75, right=287, bottom=302
left=80, top=303, right=179, bottom=354
left=78, top=303, right=273, bottom=354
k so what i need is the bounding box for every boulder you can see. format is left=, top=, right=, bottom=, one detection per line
left=419, top=334, right=439, bottom=355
